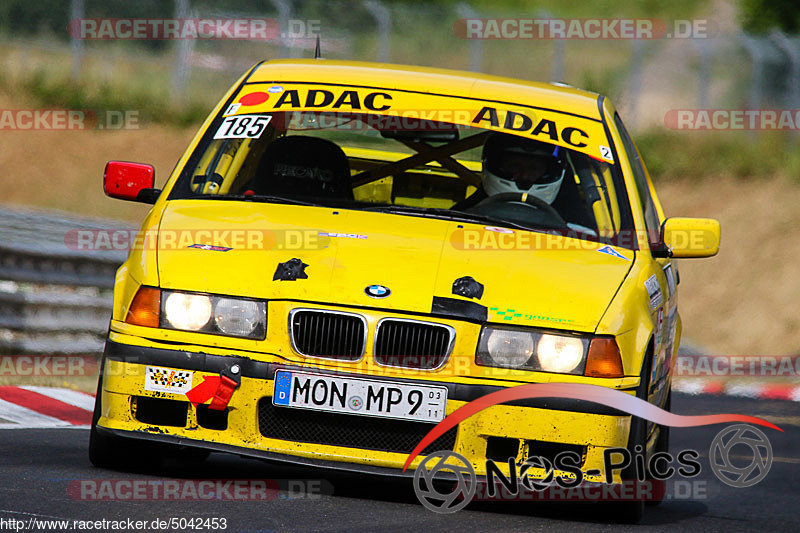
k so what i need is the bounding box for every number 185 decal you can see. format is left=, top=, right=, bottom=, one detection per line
left=213, top=114, right=272, bottom=139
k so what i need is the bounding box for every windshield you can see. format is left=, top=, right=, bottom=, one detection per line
left=168, top=107, right=634, bottom=247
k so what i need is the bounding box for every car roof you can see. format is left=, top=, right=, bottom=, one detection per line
left=247, top=59, right=603, bottom=121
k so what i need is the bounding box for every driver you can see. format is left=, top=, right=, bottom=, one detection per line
left=455, top=133, right=568, bottom=209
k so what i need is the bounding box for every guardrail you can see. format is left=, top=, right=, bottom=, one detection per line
left=0, top=206, right=131, bottom=354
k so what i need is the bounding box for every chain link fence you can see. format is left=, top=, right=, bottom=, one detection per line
left=0, top=1, right=797, bottom=132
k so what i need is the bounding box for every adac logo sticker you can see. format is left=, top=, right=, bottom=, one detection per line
left=365, top=284, right=391, bottom=298
left=272, top=89, right=393, bottom=111
left=471, top=105, right=589, bottom=148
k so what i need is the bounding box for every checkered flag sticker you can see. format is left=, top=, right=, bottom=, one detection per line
left=144, top=366, right=194, bottom=394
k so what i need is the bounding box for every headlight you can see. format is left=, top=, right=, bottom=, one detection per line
left=161, top=290, right=266, bottom=339
left=164, top=292, right=212, bottom=331
left=476, top=326, right=589, bottom=375
left=483, top=328, right=535, bottom=367
left=537, top=334, right=585, bottom=373
left=214, top=298, right=261, bottom=337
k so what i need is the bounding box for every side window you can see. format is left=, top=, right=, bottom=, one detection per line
left=613, top=113, right=660, bottom=246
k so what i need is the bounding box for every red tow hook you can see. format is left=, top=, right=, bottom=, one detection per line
left=186, top=363, right=242, bottom=410
left=209, top=364, right=242, bottom=410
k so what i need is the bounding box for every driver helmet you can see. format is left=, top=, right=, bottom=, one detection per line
left=481, top=133, right=567, bottom=204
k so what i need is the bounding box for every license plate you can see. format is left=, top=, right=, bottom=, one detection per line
left=272, top=371, right=447, bottom=423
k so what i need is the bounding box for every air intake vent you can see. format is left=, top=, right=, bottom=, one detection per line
left=258, top=399, right=457, bottom=455
left=289, top=309, right=366, bottom=360
left=374, top=319, right=454, bottom=369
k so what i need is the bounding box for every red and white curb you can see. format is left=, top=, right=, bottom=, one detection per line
left=0, top=386, right=95, bottom=429
left=673, top=379, right=800, bottom=402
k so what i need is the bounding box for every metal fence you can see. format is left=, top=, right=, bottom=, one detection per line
left=0, top=206, right=130, bottom=354
left=39, top=0, right=798, bottom=131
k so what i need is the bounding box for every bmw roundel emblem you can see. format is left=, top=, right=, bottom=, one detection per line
left=365, top=284, right=391, bottom=298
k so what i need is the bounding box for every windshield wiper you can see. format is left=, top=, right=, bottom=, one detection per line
left=360, top=205, right=554, bottom=233
left=193, top=194, right=319, bottom=207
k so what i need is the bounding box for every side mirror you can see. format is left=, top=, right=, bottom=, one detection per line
left=103, top=161, right=160, bottom=204
left=659, top=217, right=720, bottom=258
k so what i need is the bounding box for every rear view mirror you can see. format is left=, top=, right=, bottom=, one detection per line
left=103, top=161, right=160, bottom=203
left=661, top=217, right=720, bottom=258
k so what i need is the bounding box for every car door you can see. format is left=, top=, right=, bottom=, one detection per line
left=613, top=113, right=675, bottom=410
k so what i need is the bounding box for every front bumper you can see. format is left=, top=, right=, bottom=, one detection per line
left=97, top=337, right=635, bottom=481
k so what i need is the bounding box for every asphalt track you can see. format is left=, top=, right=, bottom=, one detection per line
left=0, top=393, right=797, bottom=532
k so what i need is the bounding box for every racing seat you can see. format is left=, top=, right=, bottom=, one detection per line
left=248, top=136, right=354, bottom=200
left=550, top=167, right=597, bottom=230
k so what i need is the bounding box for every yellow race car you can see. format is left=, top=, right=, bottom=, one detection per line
left=91, top=59, right=720, bottom=518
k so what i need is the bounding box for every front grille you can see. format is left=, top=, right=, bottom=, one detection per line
left=258, top=399, right=457, bottom=455
left=290, top=309, right=366, bottom=360
left=374, top=319, right=454, bottom=369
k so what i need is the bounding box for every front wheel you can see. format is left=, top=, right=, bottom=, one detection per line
left=646, top=389, right=671, bottom=507
left=607, top=349, right=656, bottom=523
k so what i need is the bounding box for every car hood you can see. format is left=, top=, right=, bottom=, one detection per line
left=156, top=201, right=634, bottom=332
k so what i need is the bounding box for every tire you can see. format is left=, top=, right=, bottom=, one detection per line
left=646, top=389, right=671, bottom=507
left=608, top=349, right=655, bottom=524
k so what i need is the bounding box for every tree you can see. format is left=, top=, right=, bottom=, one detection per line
left=740, top=0, right=800, bottom=34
